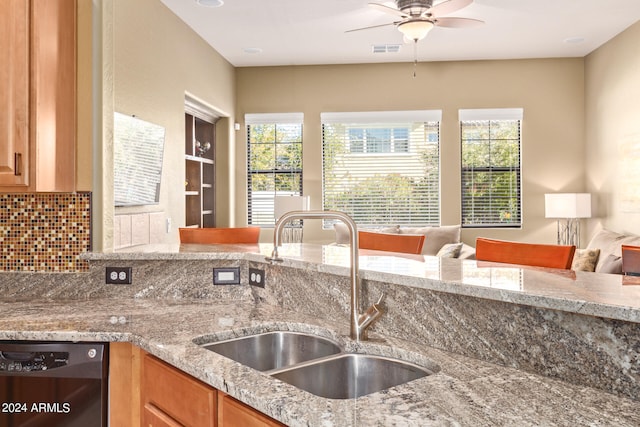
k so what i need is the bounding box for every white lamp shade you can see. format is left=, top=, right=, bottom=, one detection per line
left=544, top=193, right=592, bottom=218
left=274, top=195, right=310, bottom=219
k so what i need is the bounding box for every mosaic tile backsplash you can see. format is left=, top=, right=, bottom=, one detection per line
left=0, top=193, right=91, bottom=272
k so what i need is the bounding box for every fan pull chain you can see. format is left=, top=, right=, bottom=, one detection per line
left=413, top=40, right=418, bottom=78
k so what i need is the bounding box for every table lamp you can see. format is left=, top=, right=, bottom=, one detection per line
left=544, top=193, right=591, bottom=246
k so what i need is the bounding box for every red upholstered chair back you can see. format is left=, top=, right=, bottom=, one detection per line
left=622, top=245, right=640, bottom=276
left=179, top=227, right=260, bottom=244
left=475, top=237, right=576, bottom=270
left=358, top=231, right=425, bottom=255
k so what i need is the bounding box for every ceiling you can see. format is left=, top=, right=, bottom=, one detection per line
left=159, top=0, right=640, bottom=67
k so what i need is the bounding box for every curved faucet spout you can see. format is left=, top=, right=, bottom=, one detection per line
left=268, top=210, right=382, bottom=342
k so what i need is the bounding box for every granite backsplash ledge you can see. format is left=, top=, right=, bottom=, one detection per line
left=253, top=261, right=640, bottom=402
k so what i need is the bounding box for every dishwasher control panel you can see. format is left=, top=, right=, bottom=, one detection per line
left=0, top=351, right=69, bottom=372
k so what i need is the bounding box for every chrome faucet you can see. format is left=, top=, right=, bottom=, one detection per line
left=268, top=210, right=384, bottom=342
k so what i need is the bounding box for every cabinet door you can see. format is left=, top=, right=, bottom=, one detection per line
left=218, top=392, right=285, bottom=427
left=0, top=0, right=30, bottom=186
left=31, top=0, right=76, bottom=191
left=143, top=403, right=184, bottom=427
left=143, top=355, right=216, bottom=427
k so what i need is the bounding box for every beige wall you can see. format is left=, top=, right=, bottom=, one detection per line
left=92, top=3, right=639, bottom=249
left=585, top=21, right=640, bottom=238
left=236, top=59, right=586, bottom=245
left=95, top=0, right=236, bottom=250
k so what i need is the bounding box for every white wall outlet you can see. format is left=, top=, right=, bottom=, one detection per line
left=249, top=268, right=265, bottom=288
left=106, top=267, right=132, bottom=284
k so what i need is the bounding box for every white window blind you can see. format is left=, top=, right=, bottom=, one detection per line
left=322, top=110, right=441, bottom=227
left=459, top=108, right=523, bottom=228
left=246, top=113, right=303, bottom=226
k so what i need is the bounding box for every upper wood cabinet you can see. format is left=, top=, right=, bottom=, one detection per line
left=0, top=0, right=29, bottom=186
left=0, top=0, right=76, bottom=192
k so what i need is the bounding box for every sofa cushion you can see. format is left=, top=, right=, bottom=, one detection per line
left=587, top=229, right=640, bottom=272
left=399, top=225, right=461, bottom=255
left=437, top=242, right=463, bottom=258
left=458, top=243, right=476, bottom=260
left=571, top=248, right=600, bottom=272
left=599, top=254, right=623, bottom=274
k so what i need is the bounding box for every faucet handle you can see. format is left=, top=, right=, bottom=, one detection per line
left=358, top=292, right=385, bottom=335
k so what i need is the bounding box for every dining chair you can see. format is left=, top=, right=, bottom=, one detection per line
left=621, top=245, right=640, bottom=276
left=475, top=237, right=576, bottom=270
left=358, top=231, right=425, bottom=255
left=178, top=227, right=260, bottom=244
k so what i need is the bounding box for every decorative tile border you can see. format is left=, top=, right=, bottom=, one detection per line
left=0, top=193, right=91, bottom=272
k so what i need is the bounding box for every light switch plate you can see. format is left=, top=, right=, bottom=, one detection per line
left=213, top=267, right=240, bottom=285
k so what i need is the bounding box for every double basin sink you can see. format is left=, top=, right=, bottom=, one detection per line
left=197, top=331, right=437, bottom=399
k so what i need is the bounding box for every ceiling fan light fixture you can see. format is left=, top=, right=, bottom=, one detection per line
left=398, top=19, right=434, bottom=41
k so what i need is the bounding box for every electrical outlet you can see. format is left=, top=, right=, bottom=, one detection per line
left=249, top=268, right=265, bottom=288
left=106, top=267, right=132, bottom=285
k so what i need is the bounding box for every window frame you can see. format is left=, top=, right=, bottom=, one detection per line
left=459, top=108, right=523, bottom=229
left=246, top=113, right=303, bottom=227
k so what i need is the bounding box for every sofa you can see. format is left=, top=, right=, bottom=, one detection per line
left=334, top=223, right=476, bottom=259
left=581, top=228, right=640, bottom=274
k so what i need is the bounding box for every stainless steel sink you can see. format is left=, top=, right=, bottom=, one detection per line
left=200, top=331, right=342, bottom=372
left=271, top=353, right=434, bottom=399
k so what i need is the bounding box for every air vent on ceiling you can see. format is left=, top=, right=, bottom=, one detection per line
left=372, top=44, right=401, bottom=54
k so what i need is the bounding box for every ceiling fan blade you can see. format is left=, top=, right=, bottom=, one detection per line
left=345, top=21, right=398, bottom=33
left=434, top=17, right=483, bottom=28
left=429, top=0, right=473, bottom=16
left=368, top=3, right=408, bottom=18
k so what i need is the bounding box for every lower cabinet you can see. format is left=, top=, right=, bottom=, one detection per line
left=142, top=354, right=216, bottom=427
left=110, top=343, right=285, bottom=427
left=143, top=403, right=184, bottom=427
left=217, top=392, right=286, bottom=427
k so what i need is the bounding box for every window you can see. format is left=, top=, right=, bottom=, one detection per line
left=460, top=108, right=523, bottom=228
left=322, top=110, right=441, bottom=227
left=246, top=113, right=303, bottom=226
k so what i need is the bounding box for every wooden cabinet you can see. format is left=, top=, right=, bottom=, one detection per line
left=0, top=0, right=29, bottom=186
left=144, top=404, right=184, bottom=427
left=142, top=354, right=216, bottom=427
left=218, top=392, right=286, bottom=427
left=0, top=0, right=76, bottom=191
left=185, top=113, right=215, bottom=228
left=110, top=343, right=285, bottom=427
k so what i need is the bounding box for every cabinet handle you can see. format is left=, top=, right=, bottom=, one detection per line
left=14, top=153, right=22, bottom=176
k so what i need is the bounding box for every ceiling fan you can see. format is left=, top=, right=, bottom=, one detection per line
left=349, top=0, right=484, bottom=42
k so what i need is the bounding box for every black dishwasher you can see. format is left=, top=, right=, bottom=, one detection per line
left=0, top=342, right=108, bottom=427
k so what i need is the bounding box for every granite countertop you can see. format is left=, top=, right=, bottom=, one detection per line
left=1, top=296, right=639, bottom=427
left=1, top=243, right=638, bottom=425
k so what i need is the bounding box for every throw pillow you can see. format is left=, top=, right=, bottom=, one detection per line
left=436, top=243, right=463, bottom=258
left=400, top=225, right=461, bottom=256
left=571, top=248, right=600, bottom=272
left=599, top=254, right=623, bottom=274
